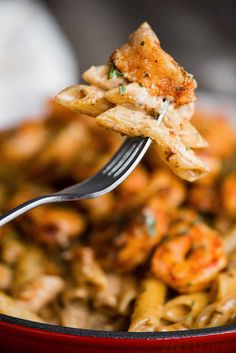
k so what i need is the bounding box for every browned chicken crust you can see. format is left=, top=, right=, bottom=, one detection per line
left=112, top=22, right=197, bottom=106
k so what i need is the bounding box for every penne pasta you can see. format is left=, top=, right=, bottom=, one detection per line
left=194, top=294, right=236, bottom=328
left=0, top=228, right=26, bottom=265
left=105, top=83, right=206, bottom=149
left=212, top=268, right=236, bottom=300
left=56, top=22, right=208, bottom=182
left=71, top=246, right=108, bottom=291
left=17, top=275, right=64, bottom=312
left=82, top=65, right=127, bottom=90
left=223, top=226, right=236, bottom=255
left=129, top=276, right=167, bottom=332
left=56, top=84, right=113, bottom=117
left=0, top=291, right=44, bottom=322
left=96, top=105, right=209, bottom=181
left=12, top=245, right=48, bottom=295
left=162, top=292, right=210, bottom=324
left=0, top=263, right=12, bottom=290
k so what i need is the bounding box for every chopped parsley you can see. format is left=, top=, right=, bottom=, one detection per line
left=176, top=86, right=185, bottom=92
left=119, top=85, right=126, bottom=95
left=140, top=40, right=145, bottom=46
left=108, top=63, right=124, bottom=79
left=186, top=146, right=190, bottom=151
left=144, top=210, right=156, bottom=237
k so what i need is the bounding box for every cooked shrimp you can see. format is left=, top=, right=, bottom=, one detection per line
left=115, top=204, right=168, bottom=271
left=91, top=199, right=169, bottom=272
left=151, top=223, right=227, bottom=293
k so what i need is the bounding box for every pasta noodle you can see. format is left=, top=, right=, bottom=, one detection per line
left=0, top=291, right=44, bottom=322
left=96, top=105, right=208, bottom=181
left=56, top=22, right=209, bottom=181
left=16, top=275, right=64, bottom=312
left=195, top=294, right=236, bottom=328
left=212, top=268, right=236, bottom=300
left=56, top=85, right=113, bottom=117
left=161, top=292, right=210, bottom=324
left=129, top=276, right=167, bottom=332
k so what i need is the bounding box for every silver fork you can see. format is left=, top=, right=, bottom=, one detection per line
left=0, top=101, right=169, bottom=227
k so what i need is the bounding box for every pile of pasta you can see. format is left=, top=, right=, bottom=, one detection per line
left=56, top=22, right=209, bottom=182
left=0, top=101, right=236, bottom=332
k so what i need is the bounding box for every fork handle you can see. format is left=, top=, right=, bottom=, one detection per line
left=0, top=195, right=57, bottom=227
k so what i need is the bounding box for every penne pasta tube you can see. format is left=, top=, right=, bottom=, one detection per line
left=157, top=322, right=190, bottom=332
left=17, top=275, right=64, bottom=313
left=82, top=65, right=127, bottom=90
left=223, top=226, right=236, bottom=255
left=12, top=245, right=48, bottom=295
left=162, top=292, right=210, bottom=323
left=56, top=84, right=113, bottom=116
left=0, top=263, right=12, bottom=290
left=0, top=229, right=25, bottom=264
left=129, top=276, right=167, bottom=332
left=117, top=276, right=137, bottom=315
left=96, top=105, right=209, bottom=181
left=71, top=246, right=108, bottom=291
left=105, top=82, right=165, bottom=113
left=212, top=268, right=236, bottom=300
left=0, top=291, right=44, bottom=322
left=194, top=293, right=236, bottom=328
left=105, top=83, right=206, bottom=149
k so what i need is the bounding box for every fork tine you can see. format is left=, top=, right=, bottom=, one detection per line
left=106, top=139, right=143, bottom=176
left=112, top=138, right=150, bottom=177
left=102, top=138, right=137, bottom=174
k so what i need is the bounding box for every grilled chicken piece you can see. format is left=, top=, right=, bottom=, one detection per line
left=112, top=22, right=197, bottom=106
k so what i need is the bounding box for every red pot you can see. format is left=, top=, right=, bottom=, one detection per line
left=1, top=314, right=236, bottom=353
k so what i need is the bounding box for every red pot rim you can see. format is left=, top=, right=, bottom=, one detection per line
left=1, top=313, right=236, bottom=340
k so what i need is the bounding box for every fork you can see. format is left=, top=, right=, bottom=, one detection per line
left=0, top=101, right=169, bottom=227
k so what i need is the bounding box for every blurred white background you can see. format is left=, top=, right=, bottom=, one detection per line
left=0, top=0, right=78, bottom=127
left=0, top=0, right=235, bottom=127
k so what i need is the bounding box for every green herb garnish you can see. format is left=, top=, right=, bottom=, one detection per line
left=139, top=83, right=143, bottom=87
left=108, top=63, right=124, bottom=79
left=144, top=210, right=156, bottom=237
left=119, top=85, right=126, bottom=95
left=186, top=146, right=190, bottom=151
left=176, top=86, right=185, bottom=92
left=140, top=40, right=145, bottom=46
